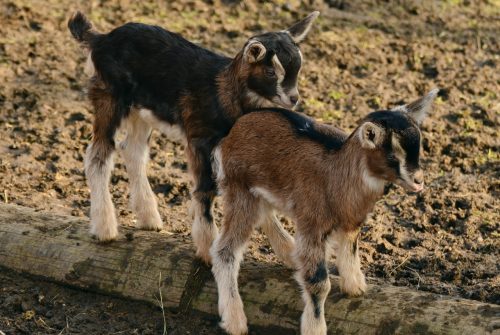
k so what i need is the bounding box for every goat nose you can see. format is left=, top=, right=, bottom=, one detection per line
left=413, top=171, right=424, bottom=185
left=289, top=95, right=299, bottom=106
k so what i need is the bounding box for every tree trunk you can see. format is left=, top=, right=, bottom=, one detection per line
left=0, top=204, right=498, bottom=334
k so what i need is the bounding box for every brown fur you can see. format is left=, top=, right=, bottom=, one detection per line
left=215, top=54, right=248, bottom=122
left=69, top=11, right=320, bottom=253
left=220, top=113, right=383, bottom=234
left=211, top=91, right=437, bottom=335
left=87, top=78, right=116, bottom=163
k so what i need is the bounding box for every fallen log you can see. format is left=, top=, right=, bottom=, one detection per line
left=0, top=204, right=498, bottom=334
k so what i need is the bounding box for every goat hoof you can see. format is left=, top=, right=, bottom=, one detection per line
left=136, top=212, right=163, bottom=231
left=220, top=313, right=248, bottom=335
left=339, top=275, right=367, bottom=297
left=90, top=220, right=119, bottom=242
left=137, top=219, right=163, bottom=231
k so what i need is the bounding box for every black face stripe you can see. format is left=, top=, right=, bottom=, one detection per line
left=398, top=127, right=421, bottom=171
left=248, top=32, right=301, bottom=97
left=363, top=110, right=422, bottom=175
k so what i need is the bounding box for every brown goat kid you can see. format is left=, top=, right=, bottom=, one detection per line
left=210, top=90, right=439, bottom=335
left=68, top=11, right=319, bottom=263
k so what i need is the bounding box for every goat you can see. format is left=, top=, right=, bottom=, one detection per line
left=67, top=11, right=319, bottom=262
left=210, top=90, right=439, bottom=335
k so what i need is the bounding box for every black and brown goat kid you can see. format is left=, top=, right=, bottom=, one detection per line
left=210, top=90, right=439, bottom=335
left=68, top=11, right=319, bottom=261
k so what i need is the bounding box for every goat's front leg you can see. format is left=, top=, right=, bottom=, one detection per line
left=294, top=234, right=330, bottom=335
left=121, top=114, right=163, bottom=231
left=334, top=229, right=366, bottom=296
left=187, top=141, right=218, bottom=264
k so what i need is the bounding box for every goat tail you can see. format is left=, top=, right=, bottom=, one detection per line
left=68, top=11, right=97, bottom=45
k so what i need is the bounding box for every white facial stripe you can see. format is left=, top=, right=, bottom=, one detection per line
left=391, top=134, right=405, bottom=161
left=272, top=55, right=285, bottom=82
left=271, top=54, right=300, bottom=109
left=271, top=55, right=290, bottom=107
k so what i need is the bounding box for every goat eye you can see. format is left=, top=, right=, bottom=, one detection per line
left=265, top=68, right=276, bottom=77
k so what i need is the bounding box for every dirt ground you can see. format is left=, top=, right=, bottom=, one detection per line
left=0, top=267, right=232, bottom=335
left=0, top=0, right=499, bottom=333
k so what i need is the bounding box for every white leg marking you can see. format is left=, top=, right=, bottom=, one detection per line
left=85, top=144, right=118, bottom=241
left=212, top=145, right=225, bottom=185
left=293, top=235, right=330, bottom=335
left=210, top=236, right=248, bottom=335
left=190, top=199, right=218, bottom=264
left=121, top=114, right=163, bottom=231
left=299, top=281, right=329, bottom=335
left=333, top=231, right=367, bottom=296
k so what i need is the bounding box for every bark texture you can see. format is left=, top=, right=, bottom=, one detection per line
left=0, top=204, right=498, bottom=334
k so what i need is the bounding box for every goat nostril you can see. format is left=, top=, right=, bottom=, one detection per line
left=413, top=170, right=424, bottom=185
left=289, top=95, right=299, bottom=105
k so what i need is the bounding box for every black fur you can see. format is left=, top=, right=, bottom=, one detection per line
left=255, top=108, right=346, bottom=151
left=311, top=293, right=321, bottom=319
left=307, top=262, right=328, bottom=285
left=364, top=110, right=421, bottom=172
left=246, top=33, right=301, bottom=98
left=90, top=22, right=233, bottom=141
left=352, top=237, right=358, bottom=255
left=254, top=108, right=422, bottom=181
left=68, top=12, right=309, bottom=245
left=68, top=12, right=93, bottom=43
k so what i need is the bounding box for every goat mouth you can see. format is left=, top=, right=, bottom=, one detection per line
left=396, top=178, right=424, bottom=193
left=272, top=96, right=296, bottom=110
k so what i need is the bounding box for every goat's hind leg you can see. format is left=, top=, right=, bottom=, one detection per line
left=121, top=112, right=162, bottom=231
left=86, top=140, right=118, bottom=241
left=210, top=190, right=263, bottom=335
left=85, top=84, right=120, bottom=241
left=295, top=234, right=330, bottom=335
left=261, top=211, right=295, bottom=268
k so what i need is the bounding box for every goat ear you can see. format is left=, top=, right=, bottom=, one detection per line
left=244, top=40, right=266, bottom=63
left=285, top=11, right=320, bottom=43
left=359, top=122, right=384, bottom=149
left=393, top=89, right=439, bottom=125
